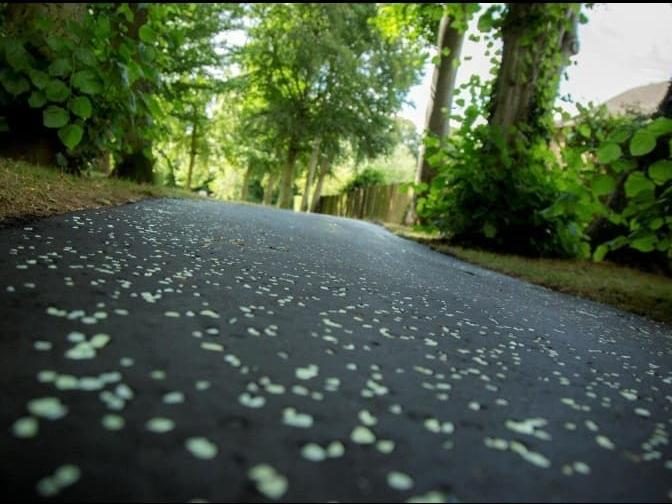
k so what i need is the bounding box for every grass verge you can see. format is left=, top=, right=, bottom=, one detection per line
left=0, top=157, right=194, bottom=224
left=384, top=223, right=672, bottom=325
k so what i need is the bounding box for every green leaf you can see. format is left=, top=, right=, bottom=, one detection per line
left=477, top=11, right=494, bottom=32
left=424, top=136, right=440, bottom=149
left=48, top=58, right=72, bottom=77
left=45, top=35, right=66, bottom=53
left=483, top=222, right=497, bottom=239
left=28, top=69, right=49, bottom=89
left=28, top=90, right=47, bottom=108
left=649, top=218, right=664, bottom=231
left=142, top=95, right=161, bottom=116
left=611, top=159, right=637, bottom=173
left=126, top=60, right=144, bottom=85
left=57, top=124, right=83, bottom=150
left=630, top=234, right=656, bottom=253
left=45, top=79, right=70, bottom=102
left=648, top=160, right=672, bottom=184
left=624, top=172, right=655, bottom=198
left=0, top=116, right=9, bottom=133
left=139, top=25, right=157, bottom=44
left=72, top=70, right=102, bottom=95
left=645, top=117, right=672, bottom=137
left=95, top=17, right=111, bottom=38
left=629, top=130, right=656, bottom=156
left=74, top=48, right=96, bottom=66
left=0, top=70, right=30, bottom=96
left=656, top=238, right=670, bottom=252
left=70, top=96, right=92, bottom=119
left=117, top=3, right=134, bottom=23
left=577, top=124, right=591, bottom=139
left=593, top=244, right=609, bottom=262
left=5, top=39, right=32, bottom=71
left=606, top=127, right=631, bottom=144
left=591, top=174, right=615, bottom=196
left=42, top=106, right=69, bottom=128
left=596, top=143, right=621, bottom=164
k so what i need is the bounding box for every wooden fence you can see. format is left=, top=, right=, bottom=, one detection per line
left=315, top=183, right=412, bottom=224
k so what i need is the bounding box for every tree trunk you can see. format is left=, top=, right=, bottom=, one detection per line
left=415, top=12, right=465, bottom=187
left=300, top=137, right=321, bottom=212
left=240, top=163, right=252, bottom=201
left=4, top=3, right=87, bottom=41
left=277, top=143, right=299, bottom=209
left=156, top=148, right=177, bottom=187
left=310, top=156, right=330, bottom=213
left=112, top=4, right=155, bottom=183
left=488, top=4, right=579, bottom=141
left=186, top=118, right=198, bottom=190
left=263, top=171, right=278, bottom=205
left=409, top=9, right=467, bottom=225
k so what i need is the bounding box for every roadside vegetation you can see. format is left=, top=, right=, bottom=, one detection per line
left=0, top=158, right=192, bottom=224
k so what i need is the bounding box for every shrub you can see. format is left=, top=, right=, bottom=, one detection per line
left=417, top=117, right=584, bottom=258
left=341, top=167, right=385, bottom=193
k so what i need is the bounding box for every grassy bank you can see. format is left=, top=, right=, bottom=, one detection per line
left=384, top=223, right=672, bottom=324
left=0, top=158, right=193, bottom=224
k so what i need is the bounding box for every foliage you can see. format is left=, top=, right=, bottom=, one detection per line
left=0, top=4, right=163, bottom=168
left=549, top=104, right=672, bottom=262
left=342, top=168, right=386, bottom=194
left=238, top=3, right=424, bottom=180
left=415, top=4, right=596, bottom=258
left=0, top=3, right=239, bottom=178
left=417, top=122, right=583, bottom=257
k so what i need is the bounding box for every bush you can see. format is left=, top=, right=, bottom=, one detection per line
left=550, top=105, right=672, bottom=267
left=341, top=167, right=385, bottom=193
left=417, top=119, right=584, bottom=258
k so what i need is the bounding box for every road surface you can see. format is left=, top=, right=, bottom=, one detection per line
left=1, top=198, right=671, bottom=502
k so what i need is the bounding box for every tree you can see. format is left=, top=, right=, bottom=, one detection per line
left=488, top=3, right=580, bottom=142
left=300, top=137, right=321, bottom=212
left=111, top=3, right=155, bottom=183
left=416, top=4, right=477, bottom=186
left=239, top=3, right=423, bottom=209
left=376, top=4, right=477, bottom=224
left=414, top=3, right=585, bottom=257
left=113, top=4, right=240, bottom=184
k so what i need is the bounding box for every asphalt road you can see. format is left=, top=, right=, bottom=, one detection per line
left=1, top=198, right=671, bottom=502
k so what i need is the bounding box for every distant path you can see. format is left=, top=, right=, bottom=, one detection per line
left=1, top=199, right=670, bottom=502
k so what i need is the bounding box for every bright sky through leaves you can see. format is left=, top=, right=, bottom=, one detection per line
left=400, top=3, right=672, bottom=131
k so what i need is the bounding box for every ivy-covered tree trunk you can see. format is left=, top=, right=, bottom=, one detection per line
left=300, top=137, right=321, bottom=212
left=112, top=4, right=155, bottom=184
left=310, top=156, right=330, bottom=213
left=415, top=13, right=465, bottom=186
left=276, top=142, right=299, bottom=209
left=488, top=3, right=579, bottom=141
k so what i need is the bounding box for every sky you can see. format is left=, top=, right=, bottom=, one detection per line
left=400, top=3, right=672, bottom=131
